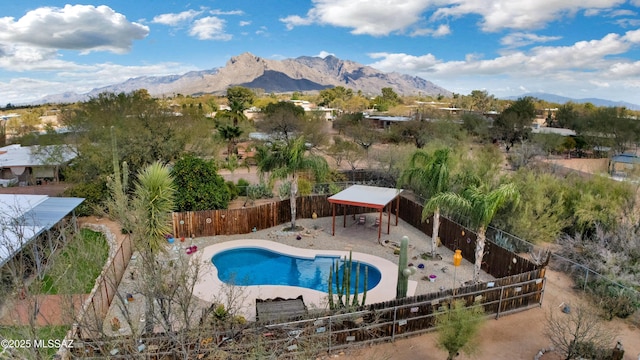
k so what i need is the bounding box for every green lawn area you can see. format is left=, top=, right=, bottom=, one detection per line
left=0, top=325, right=69, bottom=358
left=32, top=229, right=109, bottom=295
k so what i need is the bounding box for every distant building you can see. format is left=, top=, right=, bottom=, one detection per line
left=364, top=115, right=412, bottom=129
left=0, top=144, right=76, bottom=186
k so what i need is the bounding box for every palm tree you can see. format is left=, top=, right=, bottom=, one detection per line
left=217, top=124, right=242, bottom=158
left=256, top=136, right=328, bottom=230
left=398, top=148, right=451, bottom=257
left=425, top=182, right=519, bottom=283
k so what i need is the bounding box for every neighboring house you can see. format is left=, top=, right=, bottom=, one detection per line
left=530, top=123, right=577, bottom=136
left=365, top=115, right=412, bottom=129
left=0, top=144, right=77, bottom=186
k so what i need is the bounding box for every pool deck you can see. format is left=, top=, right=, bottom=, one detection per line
left=195, top=239, right=417, bottom=321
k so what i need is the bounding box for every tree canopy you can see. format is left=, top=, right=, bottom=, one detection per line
left=171, top=154, right=231, bottom=211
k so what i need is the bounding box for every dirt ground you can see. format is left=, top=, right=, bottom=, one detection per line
left=342, top=268, right=640, bottom=360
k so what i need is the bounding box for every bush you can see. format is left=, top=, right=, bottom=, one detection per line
left=63, top=181, right=108, bottom=216
left=298, top=178, right=312, bottom=196
left=589, top=282, right=640, bottom=319
left=226, top=181, right=239, bottom=200
left=247, top=183, right=272, bottom=200
left=236, top=178, right=250, bottom=196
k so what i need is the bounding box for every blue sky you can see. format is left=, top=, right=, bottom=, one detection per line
left=1, top=1, right=639, bottom=105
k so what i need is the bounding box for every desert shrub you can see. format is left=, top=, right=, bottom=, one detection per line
left=297, top=178, right=313, bottom=196
left=588, top=281, right=639, bottom=319
left=247, top=183, right=272, bottom=201
left=236, top=178, right=250, bottom=196
left=226, top=181, right=239, bottom=200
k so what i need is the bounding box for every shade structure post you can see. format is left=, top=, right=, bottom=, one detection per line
left=395, top=196, right=400, bottom=225
left=331, top=203, right=336, bottom=236
left=386, top=205, right=391, bottom=235
left=377, top=210, right=383, bottom=244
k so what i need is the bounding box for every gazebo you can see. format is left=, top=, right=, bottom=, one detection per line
left=327, top=185, right=403, bottom=243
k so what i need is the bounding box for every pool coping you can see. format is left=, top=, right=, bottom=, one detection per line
left=194, top=239, right=417, bottom=321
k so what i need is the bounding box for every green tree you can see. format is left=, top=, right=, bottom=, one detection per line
left=257, top=101, right=306, bottom=140
left=469, top=90, right=494, bottom=112
left=493, top=169, right=569, bottom=244
left=171, top=154, right=230, bottom=211
left=226, top=86, right=255, bottom=126
left=554, top=102, right=580, bottom=128
left=372, top=87, right=400, bottom=111
left=217, top=124, right=243, bottom=158
left=61, top=90, right=205, bottom=206
left=425, top=182, right=520, bottom=282
left=494, top=97, right=536, bottom=143
left=399, top=148, right=452, bottom=256
left=435, top=300, right=485, bottom=360
left=256, top=136, right=328, bottom=230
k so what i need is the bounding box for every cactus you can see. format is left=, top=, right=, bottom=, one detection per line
left=396, top=236, right=410, bottom=299
left=328, top=251, right=368, bottom=310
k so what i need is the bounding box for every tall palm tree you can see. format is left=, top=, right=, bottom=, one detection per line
left=399, top=148, right=451, bottom=257
left=425, top=182, right=519, bottom=283
left=257, top=136, right=328, bottom=230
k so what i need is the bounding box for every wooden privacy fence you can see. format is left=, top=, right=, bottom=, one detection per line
left=67, top=270, right=545, bottom=359
left=173, top=194, right=540, bottom=280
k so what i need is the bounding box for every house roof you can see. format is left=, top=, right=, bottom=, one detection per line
left=611, top=153, right=640, bottom=165
left=0, top=194, right=84, bottom=267
left=0, top=144, right=77, bottom=168
left=328, top=185, right=402, bottom=209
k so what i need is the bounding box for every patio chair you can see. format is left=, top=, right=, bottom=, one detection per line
left=357, top=215, right=366, bottom=225
left=372, top=218, right=380, bottom=227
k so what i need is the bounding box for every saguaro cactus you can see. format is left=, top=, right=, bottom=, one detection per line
left=396, top=236, right=415, bottom=299
left=328, top=251, right=367, bottom=310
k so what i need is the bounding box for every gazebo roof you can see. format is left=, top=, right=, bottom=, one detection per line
left=328, top=185, right=402, bottom=209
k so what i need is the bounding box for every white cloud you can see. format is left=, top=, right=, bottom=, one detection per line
left=209, top=9, right=244, bottom=16
left=282, top=0, right=629, bottom=36
left=500, top=32, right=562, bottom=48
left=189, top=17, right=232, bottom=40
left=239, top=21, right=251, bottom=26
left=434, top=0, right=626, bottom=32
left=411, top=24, right=451, bottom=37
left=432, top=0, right=626, bottom=32
left=282, top=0, right=435, bottom=36
left=367, top=29, right=640, bottom=101
left=280, top=15, right=314, bottom=30
left=316, top=51, right=335, bottom=58
left=152, top=10, right=203, bottom=26
left=0, top=5, right=148, bottom=54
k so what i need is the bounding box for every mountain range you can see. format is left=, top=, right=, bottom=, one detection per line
left=36, top=53, right=640, bottom=110
left=504, top=92, right=640, bottom=111
left=37, top=53, right=451, bottom=104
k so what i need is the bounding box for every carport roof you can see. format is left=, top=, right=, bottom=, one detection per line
left=0, top=194, right=84, bottom=267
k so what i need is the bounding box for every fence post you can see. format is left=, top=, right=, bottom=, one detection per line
left=496, top=286, right=504, bottom=319
left=328, top=315, right=332, bottom=353
left=391, top=306, right=397, bottom=342
left=583, top=268, right=589, bottom=291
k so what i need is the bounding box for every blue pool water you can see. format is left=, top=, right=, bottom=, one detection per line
left=212, top=248, right=382, bottom=293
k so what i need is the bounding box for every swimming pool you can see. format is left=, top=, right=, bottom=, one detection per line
left=212, top=247, right=382, bottom=293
